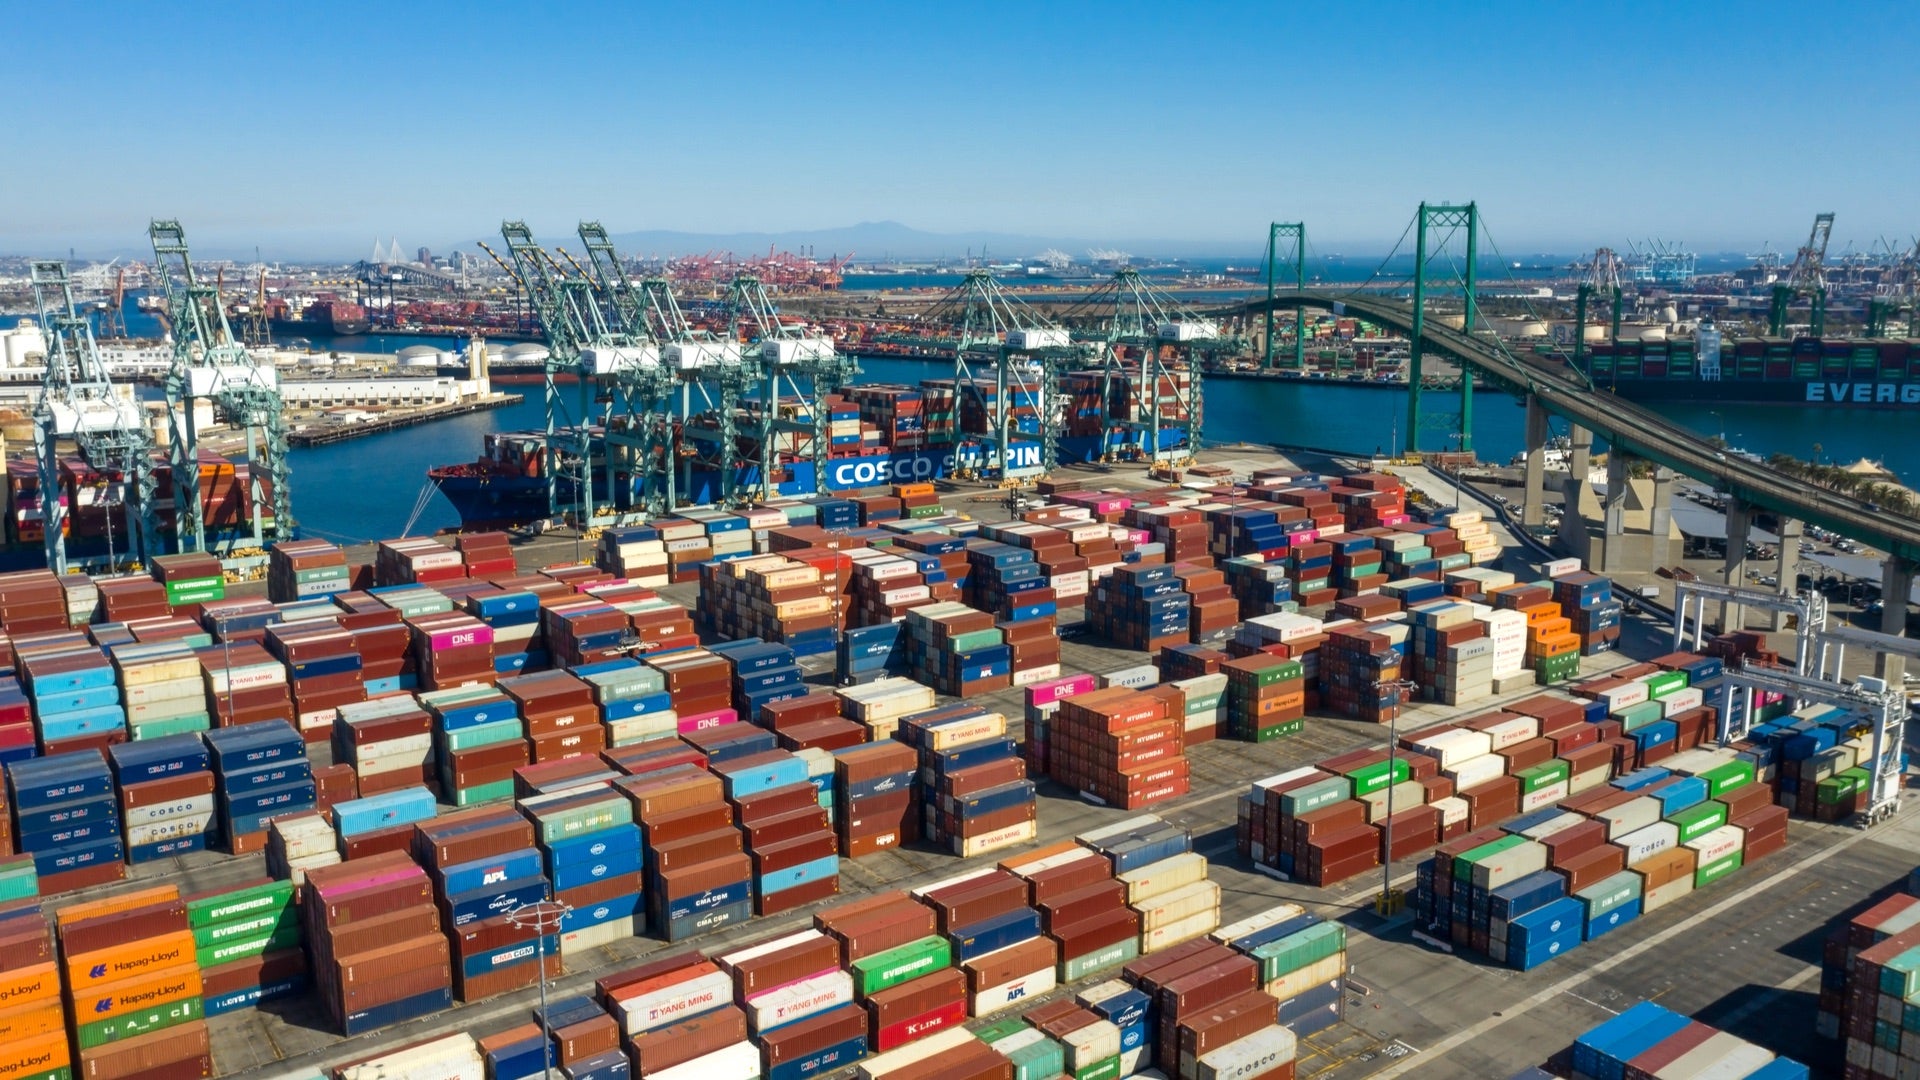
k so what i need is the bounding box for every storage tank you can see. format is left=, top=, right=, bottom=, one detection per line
left=3, top=320, right=46, bottom=368
left=301, top=353, right=337, bottom=367
left=398, top=345, right=448, bottom=369
left=504, top=343, right=550, bottom=365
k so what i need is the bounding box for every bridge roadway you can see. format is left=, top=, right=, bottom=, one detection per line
left=1230, top=292, right=1920, bottom=564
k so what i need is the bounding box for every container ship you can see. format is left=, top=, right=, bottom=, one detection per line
left=1567, top=325, right=1920, bottom=406
left=270, top=298, right=371, bottom=337
left=429, top=371, right=1195, bottom=524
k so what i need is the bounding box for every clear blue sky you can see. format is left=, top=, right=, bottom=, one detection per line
left=7, top=0, right=1915, bottom=260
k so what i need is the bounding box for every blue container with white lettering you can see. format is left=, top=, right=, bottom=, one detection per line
left=444, top=876, right=549, bottom=928
left=204, top=721, right=303, bottom=770
left=768, top=1035, right=867, bottom=1080
left=949, top=908, right=1042, bottom=962
left=202, top=973, right=308, bottom=1018
left=757, top=854, right=839, bottom=896
left=551, top=845, right=642, bottom=894
left=561, top=891, right=642, bottom=933
left=341, top=985, right=452, bottom=1036
left=1583, top=897, right=1641, bottom=942
left=333, top=787, right=436, bottom=838
left=439, top=849, right=545, bottom=896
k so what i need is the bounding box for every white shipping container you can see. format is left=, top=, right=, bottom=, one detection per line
left=747, top=970, right=852, bottom=1033
left=1657, top=1036, right=1775, bottom=1079
left=1133, top=880, right=1222, bottom=932
left=124, top=794, right=216, bottom=827
left=126, top=812, right=214, bottom=846
left=1264, top=951, right=1346, bottom=1002
left=1196, top=1026, right=1299, bottom=1080
left=651, top=1040, right=760, bottom=1080
left=957, top=819, right=1037, bottom=857
left=719, top=929, right=825, bottom=971
left=1544, top=557, right=1582, bottom=577
left=560, top=915, right=637, bottom=955
left=1119, top=852, right=1209, bottom=904
left=1518, top=811, right=1587, bottom=840
left=1445, top=753, right=1507, bottom=791
left=1140, top=907, right=1219, bottom=953
left=1481, top=717, right=1539, bottom=750
left=1619, top=821, right=1681, bottom=866
left=1061, top=1019, right=1123, bottom=1068
left=1597, top=797, right=1663, bottom=840
left=335, top=1036, right=484, bottom=1080
left=617, top=969, right=734, bottom=1035
left=1413, top=729, right=1493, bottom=769
left=971, top=964, right=1057, bottom=1017
left=1661, top=687, right=1705, bottom=717
left=1007, top=328, right=1072, bottom=349
left=923, top=713, right=1007, bottom=751
left=1602, top=682, right=1651, bottom=712
left=1468, top=839, right=1549, bottom=889
left=1683, top=824, right=1746, bottom=864
left=1430, top=796, right=1471, bottom=827
left=1519, top=780, right=1570, bottom=814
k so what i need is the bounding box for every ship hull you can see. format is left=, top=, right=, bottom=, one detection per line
left=1594, top=376, right=1920, bottom=407
left=429, top=433, right=1183, bottom=525
left=271, top=315, right=372, bottom=336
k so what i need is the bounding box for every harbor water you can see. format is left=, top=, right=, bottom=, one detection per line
left=282, top=352, right=1919, bottom=542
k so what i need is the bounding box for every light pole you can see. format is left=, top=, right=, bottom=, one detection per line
left=506, top=898, right=574, bottom=1080
left=1444, top=433, right=1467, bottom=512
left=1374, top=677, right=1421, bottom=917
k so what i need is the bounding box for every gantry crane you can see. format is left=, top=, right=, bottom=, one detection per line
left=1065, top=268, right=1210, bottom=468
left=1866, top=237, right=1918, bottom=338
left=577, top=222, right=680, bottom=515
left=1713, top=663, right=1904, bottom=824
left=28, top=262, right=161, bottom=572
left=1570, top=248, right=1624, bottom=386
left=922, top=270, right=1075, bottom=483
left=149, top=220, right=289, bottom=553
left=724, top=275, right=855, bottom=500
left=1671, top=578, right=1826, bottom=675
left=494, top=221, right=601, bottom=520
left=1770, top=213, right=1834, bottom=337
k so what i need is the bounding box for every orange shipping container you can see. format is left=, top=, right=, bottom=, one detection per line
left=72, top=963, right=201, bottom=1021
left=0, top=1030, right=69, bottom=1080
left=0, top=1000, right=63, bottom=1044
left=0, top=964, right=60, bottom=1010
left=64, top=932, right=198, bottom=992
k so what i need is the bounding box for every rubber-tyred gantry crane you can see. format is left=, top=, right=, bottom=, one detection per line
left=28, top=261, right=162, bottom=572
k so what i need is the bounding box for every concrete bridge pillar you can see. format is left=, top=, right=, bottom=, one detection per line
left=1772, top=518, right=1803, bottom=630
left=1521, top=394, right=1548, bottom=528
left=1596, top=453, right=1629, bottom=573
left=1877, top=555, right=1915, bottom=683
left=1561, top=424, right=1593, bottom=512
left=1722, top=498, right=1752, bottom=632
left=1648, top=467, right=1675, bottom=544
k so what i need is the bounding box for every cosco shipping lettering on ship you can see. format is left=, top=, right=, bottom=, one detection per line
left=428, top=373, right=1189, bottom=526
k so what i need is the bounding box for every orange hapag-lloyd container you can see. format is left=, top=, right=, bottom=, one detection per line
left=0, top=963, right=60, bottom=1010
left=0, top=1029, right=69, bottom=1079
left=63, top=931, right=199, bottom=992
left=73, top=963, right=202, bottom=1021
left=0, top=999, right=63, bottom=1044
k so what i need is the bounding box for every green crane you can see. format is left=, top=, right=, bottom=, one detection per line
left=28, top=261, right=162, bottom=572
left=1770, top=213, right=1834, bottom=337
left=1064, top=268, right=1210, bottom=467
left=497, top=221, right=600, bottom=521
left=725, top=275, right=854, bottom=501
left=577, top=222, right=681, bottom=515
left=149, top=220, right=290, bottom=553
left=924, top=270, right=1073, bottom=483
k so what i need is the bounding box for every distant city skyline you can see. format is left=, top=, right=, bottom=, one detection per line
left=5, top=1, right=1915, bottom=261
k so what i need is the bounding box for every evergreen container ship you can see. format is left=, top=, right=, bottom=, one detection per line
left=1567, top=327, right=1920, bottom=407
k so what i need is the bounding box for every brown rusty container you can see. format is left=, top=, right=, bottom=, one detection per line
left=759, top=1002, right=866, bottom=1067
left=341, top=824, right=417, bottom=862
left=201, top=947, right=308, bottom=998
left=642, top=804, right=737, bottom=848
left=554, top=1012, right=620, bottom=1065
left=743, top=807, right=832, bottom=849
left=962, top=935, right=1056, bottom=993
left=1039, top=879, right=1127, bottom=932
left=651, top=853, right=752, bottom=899
left=1021, top=852, right=1115, bottom=907
left=59, top=900, right=190, bottom=958
left=921, top=871, right=1027, bottom=933
left=1178, top=989, right=1281, bottom=1064
left=627, top=1004, right=748, bottom=1074
left=593, top=949, right=708, bottom=1005
left=1051, top=907, right=1140, bottom=961
left=734, top=784, right=821, bottom=828
left=729, top=933, right=841, bottom=999
left=652, top=829, right=745, bottom=873
left=320, top=905, right=440, bottom=961
left=751, top=832, right=837, bottom=875
left=333, top=934, right=449, bottom=989
left=862, top=966, right=966, bottom=1029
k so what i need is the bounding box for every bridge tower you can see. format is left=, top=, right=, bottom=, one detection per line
left=1263, top=223, right=1307, bottom=370
left=1406, top=202, right=1478, bottom=454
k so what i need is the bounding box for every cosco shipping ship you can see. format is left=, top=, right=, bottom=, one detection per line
left=429, top=371, right=1193, bottom=524
left=1566, top=324, right=1920, bottom=406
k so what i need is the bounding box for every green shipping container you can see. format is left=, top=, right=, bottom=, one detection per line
left=1698, top=761, right=1755, bottom=797
left=1693, top=850, right=1743, bottom=889
left=908, top=504, right=945, bottom=519
left=197, top=920, right=302, bottom=968
left=1183, top=689, right=1224, bottom=713
left=187, top=879, right=294, bottom=929
left=1075, top=1056, right=1122, bottom=1080
left=973, top=1018, right=1028, bottom=1044
left=443, top=718, right=525, bottom=751
left=1667, top=802, right=1728, bottom=844
left=949, top=629, right=1005, bottom=653
left=1278, top=777, right=1350, bottom=818
left=1347, top=758, right=1411, bottom=797
left=1878, top=946, right=1920, bottom=998
left=451, top=778, right=518, bottom=807
left=1453, top=834, right=1528, bottom=882
left=193, top=908, right=296, bottom=951
left=1613, top=701, right=1666, bottom=733
left=1576, top=871, right=1643, bottom=919
left=1062, top=937, right=1139, bottom=982
left=1516, top=759, right=1571, bottom=794
left=852, top=935, right=950, bottom=996
left=1818, top=769, right=1871, bottom=805
left=131, top=714, right=211, bottom=740
left=1644, top=671, right=1689, bottom=699
left=1245, top=659, right=1305, bottom=686
left=75, top=995, right=202, bottom=1049
left=1251, top=921, right=1347, bottom=981
left=1252, top=718, right=1305, bottom=743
